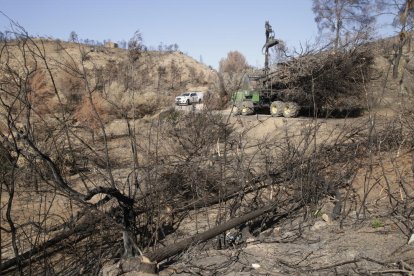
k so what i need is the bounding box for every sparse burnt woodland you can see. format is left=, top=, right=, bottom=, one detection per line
left=1, top=19, right=414, bottom=276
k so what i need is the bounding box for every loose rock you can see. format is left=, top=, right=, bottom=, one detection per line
left=311, top=221, right=327, bottom=231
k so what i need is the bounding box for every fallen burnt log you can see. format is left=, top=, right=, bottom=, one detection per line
left=147, top=202, right=304, bottom=264
left=98, top=202, right=304, bottom=274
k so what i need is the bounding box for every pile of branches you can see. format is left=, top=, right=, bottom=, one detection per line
left=267, top=46, right=374, bottom=111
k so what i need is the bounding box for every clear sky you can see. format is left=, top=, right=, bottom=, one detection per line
left=0, top=0, right=396, bottom=69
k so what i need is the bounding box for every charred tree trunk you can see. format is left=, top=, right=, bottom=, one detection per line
left=147, top=202, right=303, bottom=263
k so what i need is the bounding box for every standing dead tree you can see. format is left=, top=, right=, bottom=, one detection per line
left=312, top=0, right=376, bottom=49
left=377, top=0, right=414, bottom=78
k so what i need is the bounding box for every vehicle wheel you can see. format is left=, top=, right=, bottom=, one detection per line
left=187, top=99, right=191, bottom=105
left=241, top=108, right=251, bottom=116
left=283, top=102, right=300, bottom=118
left=270, top=101, right=284, bottom=117
left=239, top=101, right=254, bottom=116
left=199, top=99, right=202, bottom=104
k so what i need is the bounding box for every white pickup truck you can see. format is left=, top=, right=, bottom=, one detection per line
left=175, top=92, right=204, bottom=105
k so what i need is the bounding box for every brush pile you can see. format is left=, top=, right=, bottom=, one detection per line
left=265, top=47, right=374, bottom=111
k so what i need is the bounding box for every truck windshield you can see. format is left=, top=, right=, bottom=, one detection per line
left=182, top=93, right=190, bottom=96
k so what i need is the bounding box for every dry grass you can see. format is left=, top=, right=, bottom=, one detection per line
left=73, top=93, right=111, bottom=129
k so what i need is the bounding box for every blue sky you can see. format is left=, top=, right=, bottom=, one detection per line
left=0, top=0, right=397, bottom=69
